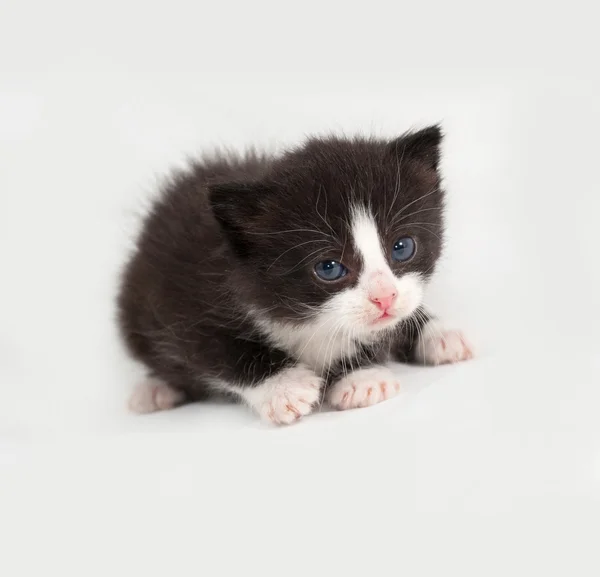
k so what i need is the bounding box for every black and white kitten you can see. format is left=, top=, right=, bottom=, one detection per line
left=118, top=125, right=472, bottom=424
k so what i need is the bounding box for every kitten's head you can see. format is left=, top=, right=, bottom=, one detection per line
left=209, top=126, right=444, bottom=342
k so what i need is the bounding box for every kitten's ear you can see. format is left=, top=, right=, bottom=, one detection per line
left=389, top=125, right=443, bottom=171
left=208, top=181, right=273, bottom=257
left=209, top=181, right=267, bottom=225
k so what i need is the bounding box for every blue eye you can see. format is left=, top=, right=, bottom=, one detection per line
left=314, top=260, right=348, bottom=281
left=392, top=237, right=416, bottom=262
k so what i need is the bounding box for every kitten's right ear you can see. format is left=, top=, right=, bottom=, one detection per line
left=389, top=124, right=443, bottom=171
left=208, top=181, right=272, bottom=257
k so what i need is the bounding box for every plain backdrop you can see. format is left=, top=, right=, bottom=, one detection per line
left=1, top=0, right=599, bottom=575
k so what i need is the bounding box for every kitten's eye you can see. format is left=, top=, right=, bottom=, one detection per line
left=314, top=260, right=348, bottom=281
left=392, top=237, right=416, bottom=262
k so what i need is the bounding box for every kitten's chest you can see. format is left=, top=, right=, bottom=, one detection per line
left=255, top=317, right=368, bottom=374
left=295, top=334, right=361, bottom=374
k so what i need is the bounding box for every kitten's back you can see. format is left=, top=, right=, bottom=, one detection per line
left=117, top=150, right=271, bottom=368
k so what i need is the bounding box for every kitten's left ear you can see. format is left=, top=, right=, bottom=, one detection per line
left=389, top=124, right=443, bottom=171
left=209, top=181, right=268, bottom=225
left=208, top=181, right=274, bottom=257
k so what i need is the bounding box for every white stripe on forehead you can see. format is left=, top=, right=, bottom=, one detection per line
left=350, top=206, right=389, bottom=271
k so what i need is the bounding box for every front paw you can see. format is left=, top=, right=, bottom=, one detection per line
left=244, top=365, right=324, bottom=425
left=415, top=321, right=473, bottom=365
left=327, top=366, right=401, bottom=411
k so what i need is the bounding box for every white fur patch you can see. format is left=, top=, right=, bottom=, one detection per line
left=351, top=206, right=389, bottom=270
left=415, top=320, right=474, bottom=365
left=327, top=365, right=401, bottom=410
left=252, top=316, right=362, bottom=374
left=221, top=365, right=323, bottom=425
left=129, top=377, right=186, bottom=414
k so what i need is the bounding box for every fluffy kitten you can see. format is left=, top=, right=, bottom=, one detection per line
left=118, top=125, right=472, bottom=424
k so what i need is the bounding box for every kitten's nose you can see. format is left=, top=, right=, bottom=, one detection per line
left=369, top=292, right=397, bottom=312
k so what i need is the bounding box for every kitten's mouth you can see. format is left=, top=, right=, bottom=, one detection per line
left=372, top=311, right=396, bottom=325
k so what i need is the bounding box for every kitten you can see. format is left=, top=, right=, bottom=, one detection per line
left=117, top=125, right=472, bottom=424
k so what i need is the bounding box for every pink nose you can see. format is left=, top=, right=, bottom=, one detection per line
left=369, top=292, right=397, bottom=312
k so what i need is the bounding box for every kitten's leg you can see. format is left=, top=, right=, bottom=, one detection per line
left=414, top=318, right=473, bottom=365
left=209, top=340, right=324, bottom=425
left=128, top=376, right=186, bottom=414
left=400, top=309, right=474, bottom=365
left=326, top=365, right=401, bottom=411
left=229, top=364, right=323, bottom=425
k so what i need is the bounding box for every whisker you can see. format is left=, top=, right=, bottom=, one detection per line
left=409, top=224, right=444, bottom=242
left=386, top=144, right=406, bottom=220
left=390, top=186, right=440, bottom=221
left=391, top=206, right=443, bottom=226
left=246, top=228, right=333, bottom=238
left=267, top=239, right=329, bottom=271
left=277, top=247, right=334, bottom=275
left=316, top=185, right=337, bottom=238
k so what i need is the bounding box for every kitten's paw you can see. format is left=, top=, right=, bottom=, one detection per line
left=327, top=366, right=400, bottom=411
left=128, top=377, right=186, bottom=414
left=415, top=321, right=473, bottom=366
left=244, top=366, right=323, bottom=425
